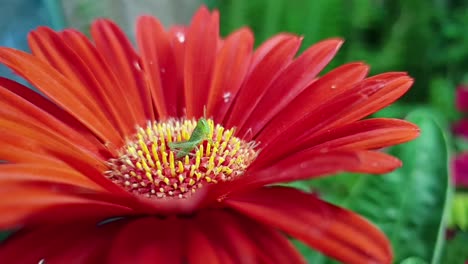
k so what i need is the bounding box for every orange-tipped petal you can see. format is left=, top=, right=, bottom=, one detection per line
left=0, top=78, right=107, bottom=158
left=59, top=29, right=139, bottom=135
left=28, top=27, right=131, bottom=136
left=0, top=48, right=121, bottom=145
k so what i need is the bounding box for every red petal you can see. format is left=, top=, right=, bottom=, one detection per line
left=24, top=202, right=134, bottom=228
left=0, top=221, right=121, bottom=263
left=256, top=74, right=412, bottom=164
left=136, top=16, right=170, bottom=118
left=196, top=210, right=305, bottom=264
left=108, top=217, right=184, bottom=263
left=0, top=185, right=130, bottom=229
left=226, top=187, right=392, bottom=264
left=91, top=19, right=150, bottom=123
left=0, top=78, right=108, bottom=158
left=0, top=118, right=122, bottom=191
left=0, top=141, right=60, bottom=164
left=167, top=26, right=187, bottom=116
left=194, top=210, right=258, bottom=263
left=28, top=27, right=132, bottom=136
left=254, top=232, right=306, bottom=263
left=0, top=164, right=104, bottom=191
left=236, top=215, right=306, bottom=264
left=227, top=151, right=360, bottom=192
left=351, top=151, right=402, bottom=174
left=225, top=34, right=302, bottom=128
left=239, top=39, right=344, bottom=138
left=187, top=222, right=226, bottom=264
left=255, top=64, right=374, bottom=147
left=337, top=73, right=413, bottom=123
left=207, top=28, right=254, bottom=123
left=0, top=48, right=121, bottom=145
left=59, top=29, right=140, bottom=135
left=184, top=7, right=219, bottom=118
left=249, top=33, right=298, bottom=70
left=302, top=118, right=420, bottom=152
left=248, top=62, right=369, bottom=139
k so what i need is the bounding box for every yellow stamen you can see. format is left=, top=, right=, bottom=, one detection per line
left=169, top=152, right=176, bottom=176
left=177, top=161, right=184, bottom=173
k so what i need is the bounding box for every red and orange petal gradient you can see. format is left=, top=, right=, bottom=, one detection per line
left=0, top=6, right=419, bottom=264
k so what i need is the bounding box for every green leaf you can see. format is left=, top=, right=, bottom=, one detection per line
left=400, top=256, right=428, bottom=264
left=302, top=109, right=451, bottom=263
left=441, top=231, right=468, bottom=264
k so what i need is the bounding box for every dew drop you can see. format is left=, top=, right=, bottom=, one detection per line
left=161, top=68, right=166, bottom=73
left=331, top=84, right=337, bottom=89
left=176, top=32, right=185, bottom=43
left=134, top=61, right=142, bottom=71
left=223, top=92, right=232, bottom=103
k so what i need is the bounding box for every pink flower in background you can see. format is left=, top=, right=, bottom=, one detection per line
left=453, top=154, right=468, bottom=188
left=454, top=85, right=468, bottom=138
left=453, top=85, right=468, bottom=188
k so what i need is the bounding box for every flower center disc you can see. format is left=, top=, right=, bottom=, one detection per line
left=106, top=118, right=258, bottom=199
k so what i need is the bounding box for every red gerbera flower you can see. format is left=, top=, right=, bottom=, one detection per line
left=0, top=6, right=419, bottom=264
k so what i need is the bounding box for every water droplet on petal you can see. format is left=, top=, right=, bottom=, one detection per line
left=134, top=61, right=142, bottom=71
left=176, top=32, right=185, bottom=43
left=223, top=92, right=232, bottom=103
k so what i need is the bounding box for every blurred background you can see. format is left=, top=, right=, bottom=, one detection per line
left=0, top=0, right=467, bottom=263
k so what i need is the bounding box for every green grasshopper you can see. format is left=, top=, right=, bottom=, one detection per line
left=169, top=118, right=211, bottom=158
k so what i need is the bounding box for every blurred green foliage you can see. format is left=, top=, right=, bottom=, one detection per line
left=442, top=231, right=468, bottom=264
